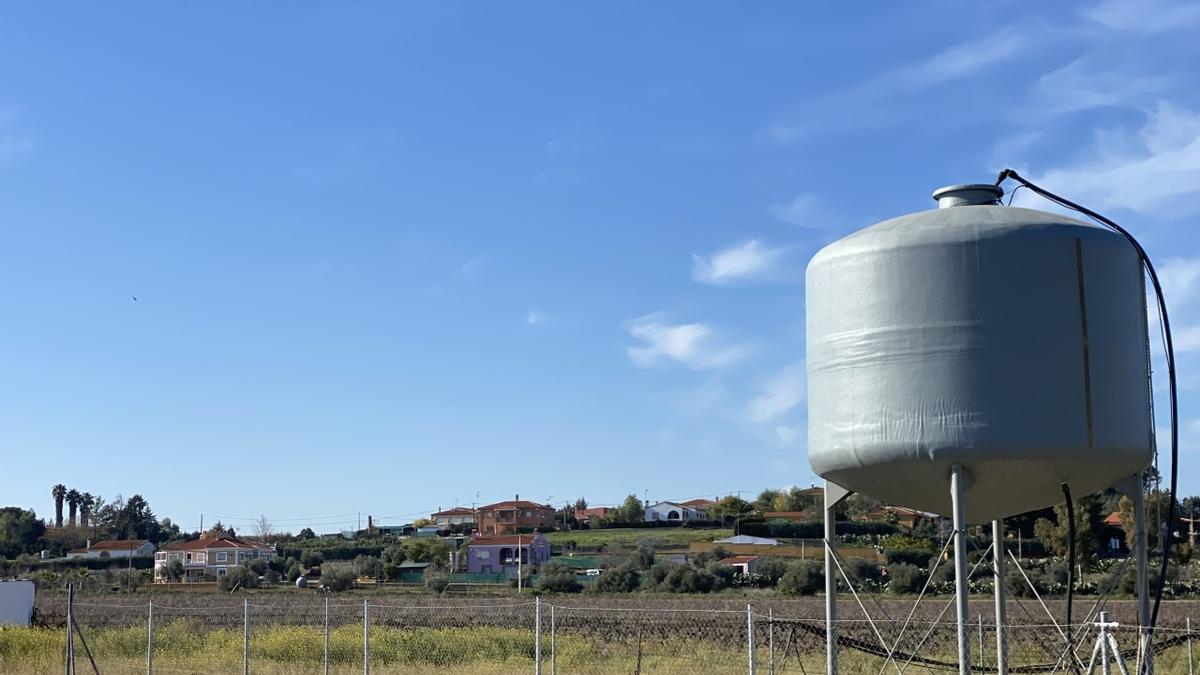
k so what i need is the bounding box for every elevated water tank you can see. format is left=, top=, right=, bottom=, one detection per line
left=806, top=184, right=1153, bottom=523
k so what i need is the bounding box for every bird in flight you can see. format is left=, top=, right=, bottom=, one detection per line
left=132, top=296, right=138, bottom=301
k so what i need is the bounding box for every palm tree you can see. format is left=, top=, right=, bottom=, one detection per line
left=66, top=489, right=81, bottom=527
left=80, top=493, right=95, bottom=528
left=52, top=484, right=66, bottom=528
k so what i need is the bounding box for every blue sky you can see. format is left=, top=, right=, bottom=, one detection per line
left=2, top=1, right=1199, bottom=534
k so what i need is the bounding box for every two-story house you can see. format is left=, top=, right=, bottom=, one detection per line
left=465, top=533, right=550, bottom=575
left=477, top=496, right=554, bottom=535
left=431, top=507, right=477, bottom=528
left=154, top=536, right=275, bottom=582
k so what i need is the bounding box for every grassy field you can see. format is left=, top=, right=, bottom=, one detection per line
left=545, top=527, right=733, bottom=550
left=3, top=616, right=1194, bottom=674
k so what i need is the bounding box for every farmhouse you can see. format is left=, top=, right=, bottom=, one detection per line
left=67, top=539, right=155, bottom=559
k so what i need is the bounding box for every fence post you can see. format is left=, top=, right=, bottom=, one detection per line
left=550, top=603, right=557, bottom=675
left=769, top=608, right=775, bottom=675
left=978, top=614, right=983, bottom=668
left=747, top=604, right=756, bottom=675
left=1189, top=617, right=1194, bottom=675
left=146, top=600, right=153, bottom=675
left=535, top=596, right=542, bottom=675
left=324, top=597, right=330, bottom=675
left=65, top=583, right=74, bottom=675
left=243, top=598, right=249, bottom=675
left=363, top=600, right=370, bottom=675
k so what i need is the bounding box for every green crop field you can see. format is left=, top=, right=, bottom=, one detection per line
left=546, top=527, right=733, bottom=550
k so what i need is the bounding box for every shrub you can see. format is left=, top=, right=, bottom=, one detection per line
left=381, top=545, right=406, bottom=566
left=595, top=562, right=640, bottom=593
left=755, top=558, right=790, bottom=585
left=354, top=555, right=382, bottom=579
left=704, top=561, right=736, bottom=591
left=321, top=564, right=357, bottom=592
left=778, top=562, right=823, bottom=596
left=217, top=565, right=258, bottom=592
left=424, top=571, right=450, bottom=593
left=536, top=563, right=583, bottom=593
left=299, top=550, right=324, bottom=568
left=887, top=563, right=925, bottom=594
left=886, top=548, right=934, bottom=568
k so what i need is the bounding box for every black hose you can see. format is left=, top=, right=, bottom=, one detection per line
left=996, top=169, right=1179, bottom=635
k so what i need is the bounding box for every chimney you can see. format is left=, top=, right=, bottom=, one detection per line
left=515, top=493, right=519, bottom=501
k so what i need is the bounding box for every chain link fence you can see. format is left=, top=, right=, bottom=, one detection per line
left=33, top=592, right=1200, bottom=674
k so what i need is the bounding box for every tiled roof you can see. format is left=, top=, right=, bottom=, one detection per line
left=432, top=507, right=476, bottom=516
left=720, top=555, right=759, bottom=564
left=478, top=500, right=552, bottom=511
left=468, top=534, right=545, bottom=546
left=681, top=499, right=715, bottom=508
left=69, top=539, right=151, bottom=553
left=160, top=536, right=273, bottom=552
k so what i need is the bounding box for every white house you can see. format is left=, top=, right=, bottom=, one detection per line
left=644, top=501, right=706, bottom=523
left=67, top=539, right=156, bottom=559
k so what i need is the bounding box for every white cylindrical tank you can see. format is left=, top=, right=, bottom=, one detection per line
left=806, top=184, right=1153, bottom=523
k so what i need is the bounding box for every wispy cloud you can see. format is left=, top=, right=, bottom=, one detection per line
left=692, top=240, right=791, bottom=285
left=1012, top=102, right=1200, bottom=215
left=626, top=314, right=746, bottom=369
left=1081, top=0, right=1200, bottom=33
left=769, top=193, right=835, bottom=228
left=1033, top=57, right=1172, bottom=114
left=1160, top=257, right=1200, bottom=302
left=765, top=26, right=1030, bottom=142
left=774, top=425, right=804, bottom=447
left=744, top=361, right=806, bottom=423
left=459, top=255, right=487, bottom=278
left=900, top=26, right=1027, bottom=87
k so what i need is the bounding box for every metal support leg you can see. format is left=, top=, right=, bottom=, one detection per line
left=824, top=480, right=852, bottom=675
left=951, top=464, right=972, bottom=675
left=1123, top=474, right=1151, bottom=674
left=993, top=519, right=1008, bottom=675
left=1134, top=484, right=1152, bottom=674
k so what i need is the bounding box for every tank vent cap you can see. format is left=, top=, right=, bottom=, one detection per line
left=932, top=184, right=1004, bottom=208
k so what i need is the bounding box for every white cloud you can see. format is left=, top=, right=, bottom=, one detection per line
left=900, top=26, right=1027, bottom=87
left=1012, top=102, right=1200, bottom=215
left=765, top=26, right=1030, bottom=142
left=1034, top=57, right=1171, bottom=114
left=692, top=240, right=790, bottom=285
left=526, top=309, right=544, bottom=326
left=1172, top=325, right=1200, bottom=353
left=1082, top=0, right=1200, bottom=33
left=774, top=425, right=804, bottom=447
left=626, top=314, right=746, bottom=369
left=769, top=193, right=834, bottom=228
left=745, top=361, right=806, bottom=423
left=1160, top=257, right=1200, bottom=303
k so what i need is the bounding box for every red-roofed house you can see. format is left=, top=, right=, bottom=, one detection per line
left=681, top=499, right=715, bottom=517
left=719, top=555, right=760, bottom=575
left=67, top=539, right=155, bottom=560
left=431, top=507, right=477, bottom=528
left=477, top=496, right=554, bottom=534
left=154, top=536, right=275, bottom=582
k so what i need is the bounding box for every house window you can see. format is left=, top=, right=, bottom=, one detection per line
left=216, top=552, right=228, bottom=562
left=217, top=568, right=227, bottom=576
left=185, top=553, right=192, bottom=562
left=474, top=550, right=490, bottom=560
